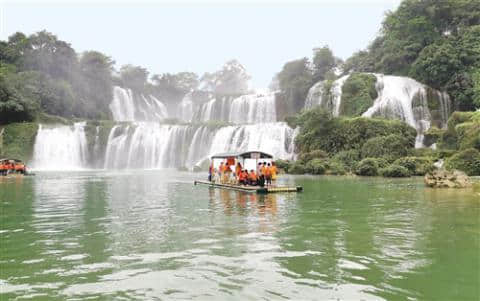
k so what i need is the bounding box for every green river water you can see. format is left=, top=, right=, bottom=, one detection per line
left=1, top=171, right=479, bottom=300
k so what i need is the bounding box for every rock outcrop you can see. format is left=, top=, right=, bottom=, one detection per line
left=424, top=169, right=471, bottom=188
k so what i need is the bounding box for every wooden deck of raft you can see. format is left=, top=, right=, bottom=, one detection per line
left=194, top=180, right=303, bottom=194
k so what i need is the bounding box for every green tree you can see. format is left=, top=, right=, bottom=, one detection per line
left=312, top=46, right=336, bottom=82
left=119, top=64, right=149, bottom=92
left=76, top=51, right=114, bottom=119
left=277, top=58, right=314, bottom=112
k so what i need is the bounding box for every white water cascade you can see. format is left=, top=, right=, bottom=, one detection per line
left=189, top=92, right=278, bottom=124
left=32, top=122, right=88, bottom=170
left=32, top=81, right=295, bottom=170
left=103, top=122, right=295, bottom=169
left=110, top=86, right=169, bottom=122
left=304, top=73, right=452, bottom=147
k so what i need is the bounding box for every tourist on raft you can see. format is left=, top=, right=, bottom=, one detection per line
left=238, top=169, right=248, bottom=185
left=235, top=162, right=242, bottom=181
left=271, top=162, right=277, bottom=184
left=265, top=163, right=273, bottom=186
left=248, top=169, right=258, bottom=186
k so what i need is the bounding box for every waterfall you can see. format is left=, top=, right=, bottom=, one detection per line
left=228, top=93, right=277, bottom=124
left=110, top=86, right=169, bottom=122
left=192, top=92, right=277, bottom=123
left=177, top=94, right=194, bottom=122
left=32, top=122, right=88, bottom=170
left=304, top=73, right=452, bottom=147
left=33, top=83, right=293, bottom=170
left=102, top=122, right=295, bottom=169
left=304, top=75, right=350, bottom=116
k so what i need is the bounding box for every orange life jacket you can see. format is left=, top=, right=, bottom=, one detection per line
left=249, top=172, right=257, bottom=181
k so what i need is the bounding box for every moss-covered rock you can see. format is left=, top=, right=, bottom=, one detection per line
left=0, top=122, right=39, bottom=163
left=445, top=148, right=480, bottom=176
left=339, top=73, right=377, bottom=117
left=355, top=158, right=379, bottom=176
left=84, top=120, right=116, bottom=167
left=380, top=164, right=411, bottom=177
left=394, top=156, right=435, bottom=176
left=423, top=126, right=444, bottom=147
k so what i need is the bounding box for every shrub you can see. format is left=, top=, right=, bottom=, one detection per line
left=380, top=164, right=411, bottom=177
left=287, top=161, right=307, bottom=174
left=332, top=149, right=360, bottom=171
left=355, top=158, right=379, bottom=176
left=305, top=158, right=327, bottom=175
left=325, top=160, right=347, bottom=175
left=298, top=149, right=328, bottom=162
left=394, top=156, right=435, bottom=176
left=274, top=159, right=291, bottom=171
left=294, top=108, right=417, bottom=155
left=0, top=122, right=39, bottom=162
left=361, top=134, right=413, bottom=161
left=445, top=148, right=480, bottom=176
left=339, top=72, right=378, bottom=117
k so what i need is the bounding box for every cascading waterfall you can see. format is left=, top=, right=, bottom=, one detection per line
left=32, top=122, right=88, bottom=170
left=190, top=92, right=277, bottom=124
left=228, top=93, right=277, bottom=124
left=110, top=86, right=169, bottom=122
left=33, top=84, right=294, bottom=170
left=304, top=73, right=452, bottom=147
left=103, top=122, right=295, bottom=169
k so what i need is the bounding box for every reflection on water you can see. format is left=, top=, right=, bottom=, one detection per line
left=0, top=172, right=478, bottom=300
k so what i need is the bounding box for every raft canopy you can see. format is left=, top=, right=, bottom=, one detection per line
left=211, top=151, right=273, bottom=160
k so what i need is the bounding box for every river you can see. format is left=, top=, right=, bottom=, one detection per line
left=1, top=171, right=478, bottom=300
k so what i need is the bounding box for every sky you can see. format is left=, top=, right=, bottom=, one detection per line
left=0, top=0, right=401, bottom=89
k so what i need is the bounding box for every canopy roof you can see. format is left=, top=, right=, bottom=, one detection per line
left=211, top=151, right=273, bottom=159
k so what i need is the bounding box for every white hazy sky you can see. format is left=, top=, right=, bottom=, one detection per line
left=1, top=0, right=401, bottom=88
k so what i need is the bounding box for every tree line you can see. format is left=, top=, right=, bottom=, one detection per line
left=0, top=31, right=201, bottom=124
left=275, top=0, right=480, bottom=112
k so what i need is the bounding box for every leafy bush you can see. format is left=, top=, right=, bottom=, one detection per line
left=339, top=72, right=377, bottom=116
left=298, top=149, right=328, bottom=162
left=394, top=156, right=434, bottom=176
left=287, top=161, right=307, bottom=174
left=0, top=122, right=38, bottom=162
left=355, top=158, right=379, bottom=176
left=380, top=164, right=411, bottom=177
left=295, top=107, right=416, bottom=155
left=325, top=160, right=347, bottom=175
left=274, top=159, right=291, bottom=171
left=305, top=159, right=327, bottom=175
left=445, top=148, right=480, bottom=176
left=332, top=149, right=361, bottom=171
left=361, top=134, right=412, bottom=161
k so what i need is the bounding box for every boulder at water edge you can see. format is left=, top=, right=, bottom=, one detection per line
left=424, top=169, right=471, bottom=188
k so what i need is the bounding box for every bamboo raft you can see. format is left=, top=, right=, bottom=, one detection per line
left=194, top=180, right=303, bottom=194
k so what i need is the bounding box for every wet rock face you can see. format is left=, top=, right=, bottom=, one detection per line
left=424, top=169, right=471, bottom=188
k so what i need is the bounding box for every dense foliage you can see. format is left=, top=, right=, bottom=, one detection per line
left=343, top=0, right=480, bottom=110
left=293, top=107, right=416, bottom=155
left=0, top=31, right=204, bottom=124
left=445, top=148, right=480, bottom=176
left=339, top=73, right=377, bottom=116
